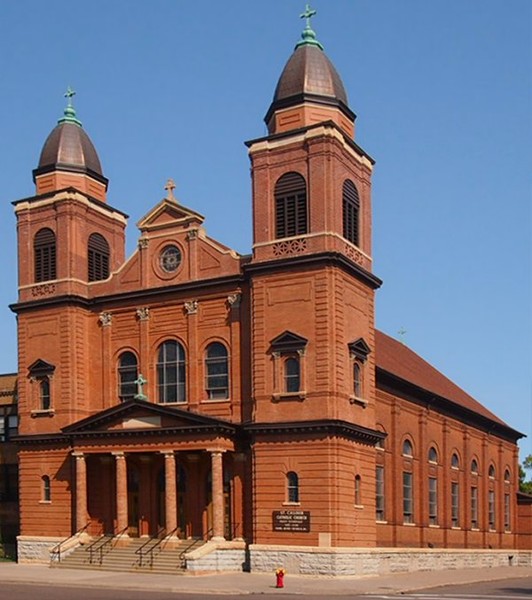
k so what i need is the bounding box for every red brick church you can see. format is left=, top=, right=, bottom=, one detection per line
left=11, top=9, right=528, bottom=573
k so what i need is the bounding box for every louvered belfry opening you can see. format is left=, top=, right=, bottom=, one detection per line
left=34, top=227, right=57, bottom=283
left=88, top=232, right=110, bottom=281
left=342, top=179, right=360, bottom=247
left=275, top=172, right=308, bottom=239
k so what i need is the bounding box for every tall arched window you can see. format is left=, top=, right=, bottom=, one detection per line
left=34, top=228, right=56, bottom=282
left=118, top=351, right=138, bottom=401
left=355, top=474, right=362, bottom=505
left=287, top=471, right=299, bottom=503
left=471, top=459, right=479, bottom=474
left=451, top=452, right=460, bottom=469
left=342, top=179, right=360, bottom=246
left=157, top=340, right=186, bottom=403
left=40, top=378, right=51, bottom=410
left=42, top=475, right=51, bottom=502
left=353, top=362, right=362, bottom=397
left=88, top=233, right=110, bottom=281
left=488, top=465, right=496, bottom=479
left=205, top=342, right=229, bottom=399
left=275, top=172, right=307, bottom=239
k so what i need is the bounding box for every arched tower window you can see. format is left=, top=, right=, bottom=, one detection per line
left=88, top=233, right=110, bottom=281
left=118, top=351, right=138, bottom=401
left=42, top=475, right=51, bottom=502
left=451, top=452, right=460, bottom=469
left=157, top=340, right=186, bottom=403
left=284, top=357, right=300, bottom=393
left=286, top=471, right=299, bottom=503
left=34, top=228, right=57, bottom=282
left=205, top=342, right=229, bottom=399
left=428, top=446, right=438, bottom=463
left=342, top=179, right=360, bottom=246
left=40, top=378, right=51, bottom=410
left=355, top=474, right=362, bottom=505
left=274, top=172, right=307, bottom=239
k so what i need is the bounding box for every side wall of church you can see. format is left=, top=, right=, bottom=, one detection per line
left=251, top=437, right=376, bottom=547
left=375, top=388, right=519, bottom=549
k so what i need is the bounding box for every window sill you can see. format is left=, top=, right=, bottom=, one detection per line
left=428, top=524, right=440, bottom=528
left=403, top=521, right=416, bottom=526
left=202, top=397, right=230, bottom=403
left=39, top=501, right=51, bottom=504
left=31, top=410, right=55, bottom=418
left=273, top=392, right=306, bottom=402
left=354, top=504, right=364, bottom=510
left=282, top=502, right=301, bottom=507
left=376, top=520, right=388, bottom=524
left=349, top=395, right=368, bottom=407
left=451, top=526, right=460, bottom=530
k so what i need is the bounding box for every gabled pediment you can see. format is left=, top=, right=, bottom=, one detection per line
left=270, top=330, right=308, bottom=353
left=137, top=198, right=204, bottom=233
left=62, top=399, right=236, bottom=436
left=348, top=337, right=371, bottom=362
left=28, top=359, right=55, bottom=377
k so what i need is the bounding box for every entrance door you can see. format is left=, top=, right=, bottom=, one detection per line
left=127, top=465, right=140, bottom=537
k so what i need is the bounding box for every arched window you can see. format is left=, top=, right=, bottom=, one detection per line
left=287, top=471, right=299, bottom=503
left=284, top=357, right=300, bottom=393
left=428, top=446, right=438, bottom=463
left=42, top=475, right=51, bottom=502
left=205, top=342, right=229, bottom=399
left=353, top=362, right=362, bottom=397
left=488, top=465, right=496, bottom=479
left=118, top=352, right=138, bottom=401
left=157, top=340, right=186, bottom=403
left=471, top=459, right=479, bottom=474
left=34, top=228, right=56, bottom=282
left=451, top=452, right=460, bottom=469
left=355, top=474, right=362, bottom=505
left=402, top=439, right=413, bottom=457
left=342, top=179, right=360, bottom=246
left=275, top=172, right=307, bottom=239
left=88, top=233, right=110, bottom=281
left=504, top=469, right=511, bottom=483
left=40, top=378, right=51, bottom=410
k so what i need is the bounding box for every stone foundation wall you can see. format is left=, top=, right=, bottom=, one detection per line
left=185, top=540, right=247, bottom=572
left=17, top=536, right=62, bottom=563
left=248, top=545, right=532, bottom=576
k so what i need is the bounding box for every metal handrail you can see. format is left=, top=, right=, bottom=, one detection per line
left=87, top=525, right=128, bottom=565
left=50, top=522, right=91, bottom=563
left=135, top=525, right=179, bottom=569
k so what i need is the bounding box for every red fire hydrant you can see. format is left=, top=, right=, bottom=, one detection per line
left=275, top=568, right=285, bottom=588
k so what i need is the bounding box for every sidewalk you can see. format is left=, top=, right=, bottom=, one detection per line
left=0, top=563, right=531, bottom=595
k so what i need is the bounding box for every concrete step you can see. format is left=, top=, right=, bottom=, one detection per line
left=55, top=536, right=205, bottom=574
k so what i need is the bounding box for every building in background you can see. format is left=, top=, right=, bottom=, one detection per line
left=0, top=373, right=18, bottom=557
left=9, top=11, right=527, bottom=573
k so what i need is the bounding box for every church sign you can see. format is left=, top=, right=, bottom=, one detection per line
left=272, top=510, right=310, bottom=532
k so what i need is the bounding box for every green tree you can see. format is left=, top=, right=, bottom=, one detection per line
left=519, top=454, right=532, bottom=494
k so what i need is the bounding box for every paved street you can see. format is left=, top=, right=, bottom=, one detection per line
left=0, top=576, right=531, bottom=599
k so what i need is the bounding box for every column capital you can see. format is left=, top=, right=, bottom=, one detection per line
left=161, top=450, right=175, bottom=458
left=112, top=451, right=126, bottom=458
left=207, top=448, right=226, bottom=455
left=72, top=451, right=85, bottom=459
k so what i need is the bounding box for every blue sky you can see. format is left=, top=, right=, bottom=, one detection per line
left=1, top=1, right=530, bottom=457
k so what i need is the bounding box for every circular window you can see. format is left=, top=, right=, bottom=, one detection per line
left=160, top=245, right=182, bottom=273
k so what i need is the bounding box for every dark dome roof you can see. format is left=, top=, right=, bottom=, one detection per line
left=33, top=106, right=105, bottom=183
left=273, top=43, right=348, bottom=106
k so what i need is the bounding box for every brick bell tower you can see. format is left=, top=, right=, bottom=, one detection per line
left=12, top=89, right=127, bottom=431
left=245, top=9, right=383, bottom=547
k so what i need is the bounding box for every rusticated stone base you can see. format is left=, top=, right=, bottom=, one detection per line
left=17, top=536, right=63, bottom=563
left=248, top=545, right=532, bottom=576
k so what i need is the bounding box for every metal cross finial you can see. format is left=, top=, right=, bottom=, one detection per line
left=398, top=327, right=407, bottom=344
left=134, top=374, right=147, bottom=400
left=64, top=86, right=76, bottom=107
left=164, top=178, right=176, bottom=201
left=300, top=3, right=317, bottom=28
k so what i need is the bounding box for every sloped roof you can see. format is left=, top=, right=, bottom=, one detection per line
left=375, top=329, right=507, bottom=427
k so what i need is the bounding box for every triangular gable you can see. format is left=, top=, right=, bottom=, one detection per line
left=270, top=330, right=308, bottom=352
left=28, top=359, right=56, bottom=377
left=62, top=398, right=236, bottom=435
left=137, top=198, right=204, bottom=233
left=348, top=337, right=371, bottom=362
